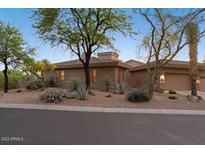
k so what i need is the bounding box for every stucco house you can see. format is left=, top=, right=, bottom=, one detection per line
left=45, top=52, right=134, bottom=88
left=45, top=51, right=205, bottom=91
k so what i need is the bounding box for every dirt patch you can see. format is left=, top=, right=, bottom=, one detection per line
left=0, top=88, right=205, bottom=110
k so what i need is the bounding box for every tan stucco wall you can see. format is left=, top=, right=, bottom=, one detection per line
left=45, top=64, right=205, bottom=91
left=130, top=67, right=205, bottom=91
left=45, top=67, right=118, bottom=89
left=130, top=70, right=149, bottom=88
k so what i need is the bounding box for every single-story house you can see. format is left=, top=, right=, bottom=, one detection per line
left=45, top=52, right=134, bottom=88
left=45, top=51, right=205, bottom=91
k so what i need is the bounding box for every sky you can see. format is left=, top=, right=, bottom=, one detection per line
left=0, top=8, right=205, bottom=70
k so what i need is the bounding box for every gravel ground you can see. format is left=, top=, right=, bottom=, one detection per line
left=0, top=88, right=205, bottom=110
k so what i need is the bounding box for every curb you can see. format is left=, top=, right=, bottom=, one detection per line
left=0, top=103, right=205, bottom=115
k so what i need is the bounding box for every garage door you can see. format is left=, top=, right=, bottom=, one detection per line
left=160, top=73, right=191, bottom=91
left=199, top=77, right=205, bottom=92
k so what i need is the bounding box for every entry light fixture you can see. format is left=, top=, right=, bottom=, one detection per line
left=160, top=73, right=166, bottom=83
left=196, top=79, right=200, bottom=84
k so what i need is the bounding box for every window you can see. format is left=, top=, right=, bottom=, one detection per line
left=60, top=70, right=65, bottom=81
left=92, top=69, right=97, bottom=84
left=118, top=69, right=124, bottom=83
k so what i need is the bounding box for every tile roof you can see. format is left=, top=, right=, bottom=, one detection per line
left=55, top=57, right=131, bottom=69
left=125, top=60, right=144, bottom=67
left=130, top=60, right=205, bottom=71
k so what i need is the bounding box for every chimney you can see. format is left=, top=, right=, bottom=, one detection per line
left=97, top=51, right=119, bottom=60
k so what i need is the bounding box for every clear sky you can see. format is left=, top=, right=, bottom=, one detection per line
left=0, top=8, right=204, bottom=70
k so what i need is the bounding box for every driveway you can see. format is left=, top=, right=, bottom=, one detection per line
left=1, top=108, right=205, bottom=144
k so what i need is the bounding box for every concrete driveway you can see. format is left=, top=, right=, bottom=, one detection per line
left=177, top=91, right=205, bottom=99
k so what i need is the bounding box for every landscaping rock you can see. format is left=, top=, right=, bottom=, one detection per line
left=16, top=89, right=22, bottom=93
left=105, top=93, right=112, bottom=97
left=63, top=91, right=77, bottom=99
left=187, top=95, right=203, bottom=102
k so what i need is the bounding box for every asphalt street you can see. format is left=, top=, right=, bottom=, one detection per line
left=0, top=108, right=205, bottom=145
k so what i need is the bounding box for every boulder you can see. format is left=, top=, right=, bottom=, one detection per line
left=63, top=91, right=77, bottom=99
left=187, top=95, right=203, bottom=102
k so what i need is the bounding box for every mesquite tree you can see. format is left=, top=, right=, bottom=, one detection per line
left=136, top=9, right=205, bottom=98
left=186, top=22, right=200, bottom=96
left=0, top=22, right=35, bottom=93
left=32, top=8, right=132, bottom=90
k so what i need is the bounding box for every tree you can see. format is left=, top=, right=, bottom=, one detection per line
left=24, top=59, right=56, bottom=81
left=136, top=9, right=205, bottom=98
left=0, top=21, right=35, bottom=93
left=32, top=8, right=132, bottom=90
left=185, top=22, right=200, bottom=96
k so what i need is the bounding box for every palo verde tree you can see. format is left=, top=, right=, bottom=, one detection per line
left=0, top=21, right=35, bottom=93
left=24, top=59, right=56, bottom=81
left=136, top=9, right=205, bottom=98
left=32, top=8, right=132, bottom=90
left=186, top=22, right=200, bottom=96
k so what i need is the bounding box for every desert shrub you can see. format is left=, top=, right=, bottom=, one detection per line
left=168, top=89, right=177, bottom=94
left=69, top=79, right=82, bottom=92
left=126, top=88, right=150, bottom=102
left=168, top=95, right=177, bottom=100
left=46, top=77, right=57, bottom=87
left=39, top=89, right=63, bottom=103
left=27, top=81, right=45, bottom=90
left=77, top=84, right=89, bottom=100
left=101, top=77, right=113, bottom=92
left=114, top=82, right=129, bottom=94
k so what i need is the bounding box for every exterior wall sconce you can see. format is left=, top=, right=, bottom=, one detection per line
left=160, top=73, right=166, bottom=83
left=196, top=79, right=200, bottom=84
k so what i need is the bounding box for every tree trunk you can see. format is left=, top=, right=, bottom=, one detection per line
left=147, top=65, right=160, bottom=98
left=83, top=63, right=91, bottom=91
left=147, top=73, right=156, bottom=98
left=3, top=62, right=9, bottom=93
left=189, top=43, right=198, bottom=96
left=191, top=79, right=197, bottom=96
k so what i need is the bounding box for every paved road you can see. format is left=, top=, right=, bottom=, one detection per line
left=0, top=108, right=205, bottom=145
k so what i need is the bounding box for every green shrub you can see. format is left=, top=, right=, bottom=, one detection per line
left=39, top=89, right=63, bottom=103
left=27, top=81, right=45, bottom=90
left=126, top=88, right=150, bottom=102
left=168, top=95, right=177, bottom=100
left=77, top=84, right=89, bottom=100
left=101, top=77, right=113, bottom=92
left=169, top=90, right=177, bottom=94
left=69, top=79, right=82, bottom=92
